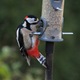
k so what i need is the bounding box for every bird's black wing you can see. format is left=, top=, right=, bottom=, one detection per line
left=16, top=26, right=27, bottom=56
left=16, top=25, right=31, bottom=66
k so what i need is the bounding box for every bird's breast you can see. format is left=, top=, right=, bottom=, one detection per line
left=21, top=28, right=38, bottom=49
left=21, top=28, right=32, bottom=49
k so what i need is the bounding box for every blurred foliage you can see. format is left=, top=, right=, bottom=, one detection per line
left=0, top=46, right=44, bottom=80
left=0, top=0, right=80, bottom=80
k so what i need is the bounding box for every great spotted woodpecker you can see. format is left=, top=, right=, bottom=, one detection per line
left=16, top=15, right=46, bottom=68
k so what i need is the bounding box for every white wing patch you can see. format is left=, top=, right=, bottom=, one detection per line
left=22, top=21, right=26, bottom=27
left=16, top=28, right=20, bottom=47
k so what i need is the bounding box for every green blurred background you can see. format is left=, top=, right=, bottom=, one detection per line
left=0, top=0, right=80, bottom=80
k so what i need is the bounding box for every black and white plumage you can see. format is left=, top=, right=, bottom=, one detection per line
left=16, top=15, right=46, bottom=68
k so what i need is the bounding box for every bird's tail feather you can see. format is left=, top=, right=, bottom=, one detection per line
left=25, top=56, right=31, bottom=66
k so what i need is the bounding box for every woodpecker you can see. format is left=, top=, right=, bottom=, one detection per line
left=16, top=15, right=46, bottom=68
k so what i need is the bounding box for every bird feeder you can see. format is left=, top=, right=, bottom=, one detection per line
left=39, top=0, right=64, bottom=42
left=33, top=0, right=73, bottom=42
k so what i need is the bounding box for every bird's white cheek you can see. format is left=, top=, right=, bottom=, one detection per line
left=26, top=18, right=34, bottom=24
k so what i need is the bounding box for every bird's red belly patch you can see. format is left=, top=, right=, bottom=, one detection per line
left=26, top=38, right=40, bottom=58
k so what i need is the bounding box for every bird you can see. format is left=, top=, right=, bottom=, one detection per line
left=16, top=15, right=46, bottom=68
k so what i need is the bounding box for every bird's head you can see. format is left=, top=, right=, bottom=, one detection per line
left=24, top=15, right=39, bottom=24
left=22, top=15, right=39, bottom=31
